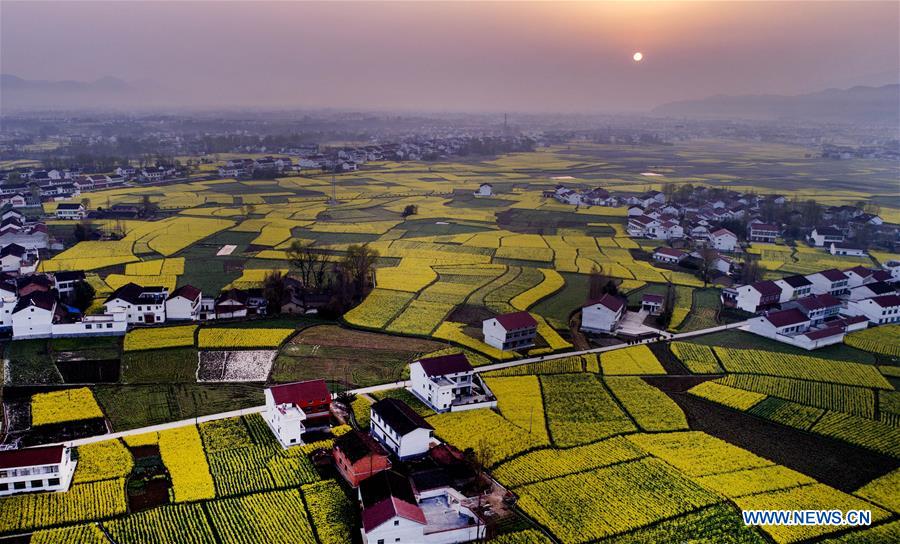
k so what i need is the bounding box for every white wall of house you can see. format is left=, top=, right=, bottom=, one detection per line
left=581, top=304, right=622, bottom=333
left=104, top=299, right=166, bottom=324
left=774, top=280, right=811, bottom=303
left=710, top=232, right=737, bottom=251
left=369, top=409, right=433, bottom=459
left=0, top=449, right=77, bottom=497
left=806, top=274, right=849, bottom=296
left=165, top=296, right=200, bottom=321
left=11, top=305, right=54, bottom=339
left=845, top=299, right=900, bottom=325
left=362, top=515, right=425, bottom=544
left=262, top=389, right=307, bottom=448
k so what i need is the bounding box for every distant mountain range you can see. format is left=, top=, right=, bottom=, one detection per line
left=652, top=84, right=900, bottom=124
left=0, top=74, right=153, bottom=110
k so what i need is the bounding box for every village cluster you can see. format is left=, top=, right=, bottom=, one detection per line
left=1, top=351, right=500, bottom=544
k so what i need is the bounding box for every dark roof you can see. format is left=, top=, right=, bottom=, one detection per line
left=169, top=284, right=201, bottom=301
left=359, top=470, right=418, bottom=508
left=765, top=308, right=810, bottom=327
left=268, top=379, right=330, bottom=406
left=814, top=269, right=847, bottom=282
left=642, top=294, right=664, bottom=304
left=815, top=226, right=843, bottom=236
left=416, top=353, right=473, bottom=377
left=779, top=275, right=812, bottom=288
left=362, top=496, right=426, bottom=532
left=654, top=247, right=686, bottom=258
left=856, top=282, right=894, bottom=296
left=494, top=311, right=537, bottom=330
left=844, top=266, right=873, bottom=278
left=750, top=223, right=779, bottom=231
left=54, top=270, right=86, bottom=282
left=750, top=280, right=781, bottom=297
left=583, top=293, right=626, bottom=312
left=0, top=445, right=64, bottom=469
left=0, top=243, right=26, bottom=258
left=334, top=430, right=388, bottom=464
left=711, top=228, right=736, bottom=237
left=802, top=326, right=845, bottom=340
left=105, top=282, right=145, bottom=305
left=56, top=203, right=83, bottom=210
left=371, top=398, right=433, bottom=435
left=216, top=288, right=248, bottom=304
left=13, top=291, right=56, bottom=313
left=17, top=274, right=53, bottom=290
left=871, top=294, right=900, bottom=308
left=795, top=294, right=841, bottom=311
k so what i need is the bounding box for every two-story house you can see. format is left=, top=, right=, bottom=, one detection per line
left=370, top=398, right=435, bottom=460
left=748, top=223, right=779, bottom=244
left=482, top=311, right=537, bottom=351
left=709, top=228, right=738, bottom=251
left=165, top=285, right=202, bottom=321
left=0, top=445, right=77, bottom=497
left=784, top=294, right=842, bottom=326
left=262, top=379, right=332, bottom=448
left=581, top=294, right=626, bottom=334
left=806, top=269, right=849, bottom=297
left=722, top=280, right=781, bottom=313
left=846, top=294, right=900, bottom=325
left=104, top=283, right=169, bottom=324
left=774, top=275, right=813, bottom=303
left=408, top=353, right=496, bottom=413
left=333, top=430, right=392, bottom=488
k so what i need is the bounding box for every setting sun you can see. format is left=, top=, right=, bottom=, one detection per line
left=633, top=51, right=643, bottom=62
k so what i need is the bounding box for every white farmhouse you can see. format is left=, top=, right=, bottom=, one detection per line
left=263, top=380, right=332, bottom=448
left=652, top=247, right=687, bottom=265
left=473, top=183, right=493, bottom=197
left=359, top=472, right=486, bottom=544
left=482, top=311, right=537, bottom=351
left=829, top=244, right=867, bottom=257
left=55, top=203, right=85, bottom=220
left=784, top=294, right=842, bottom=326
left=808, top=227, right=844, bottom=247
left=165, top=285, right=202, bottom=321
left=53, top=271, right=86, bottom=296
left=721, top=280, right=781, bottom=314
left=0, top=445, right=77, bottom=497
left=409, top=353, right=496, bottom=413
left=104, top=283, right=169, bottom=324
left=709, top=228, right=737, bottom=252
left=11, top=292, right=56, bottom=339
left=370, top=398, right=435, bottom=459
left=581, top=294, right=626, bottom=334
left=774, top=275, right=813, bottom=303
left=843, top=266, right=876, bottom=289
left=747, top=308, right=847, bottom=351
left=845, top=294, right=900, bottom=325
left=806, top=269, right=849, bottom=297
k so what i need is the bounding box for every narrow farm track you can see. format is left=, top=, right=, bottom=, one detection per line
left=48, top=320, right=749, bottom=449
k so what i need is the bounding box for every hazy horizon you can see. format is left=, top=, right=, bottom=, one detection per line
left=2, top=1, right=899, bottom=113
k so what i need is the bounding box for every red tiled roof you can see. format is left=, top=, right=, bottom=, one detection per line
left=583, top=293, right=625, bottom=312
left=751, top=280, right=781, bottom=297
left=268, top=379, right=331, bottom=406
left=871, top=294, right=900, bottom=308
left=0, top=445, right=64, bottom=469
left=362, top=497, right=426, bottom=532
left=751, top=223, right=778, bottom=232
left=168, top=284, right=201, bottom=301
left=795, top=294, right=841, bottom=311
left=802, top=326, right=845, bottom=340
left=764, top=308, right=809, bottom=328
left=711, top=228, right=736, bottom=238
left=494, top=311, right=537, bottom=330
left=815, top=269, right=847, bottom=282
left=654, top=247, right=686, bottom=258
left=416, top=353, right=473, bottom=377
left=844, top=266, right=873, bottom=278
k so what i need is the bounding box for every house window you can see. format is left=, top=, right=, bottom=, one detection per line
left=394, top=520, right=399, bottom=526
left=48, top=478, right=60, bottom=486
left=13, top=482, right=26, bottom=490
left=30, top=480, right=43, bottom=488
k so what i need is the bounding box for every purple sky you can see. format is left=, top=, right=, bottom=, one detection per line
left=2, top=1, right=898, bottom=112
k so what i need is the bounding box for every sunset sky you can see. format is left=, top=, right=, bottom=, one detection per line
left=2, top=1, right=898, bottom=112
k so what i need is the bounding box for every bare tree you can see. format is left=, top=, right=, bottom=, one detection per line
left=342, top=243, right=380, bottom=297
left=262, top=270, right=287, bottom=314
left=698, top=247, right=719, bottom=287
left=286, top=240, right=330, bottom=291
left=588, top=264, right=609, bottom=300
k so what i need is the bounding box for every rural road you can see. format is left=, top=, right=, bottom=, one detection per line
left=48, top=320, right=748, bottom=449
